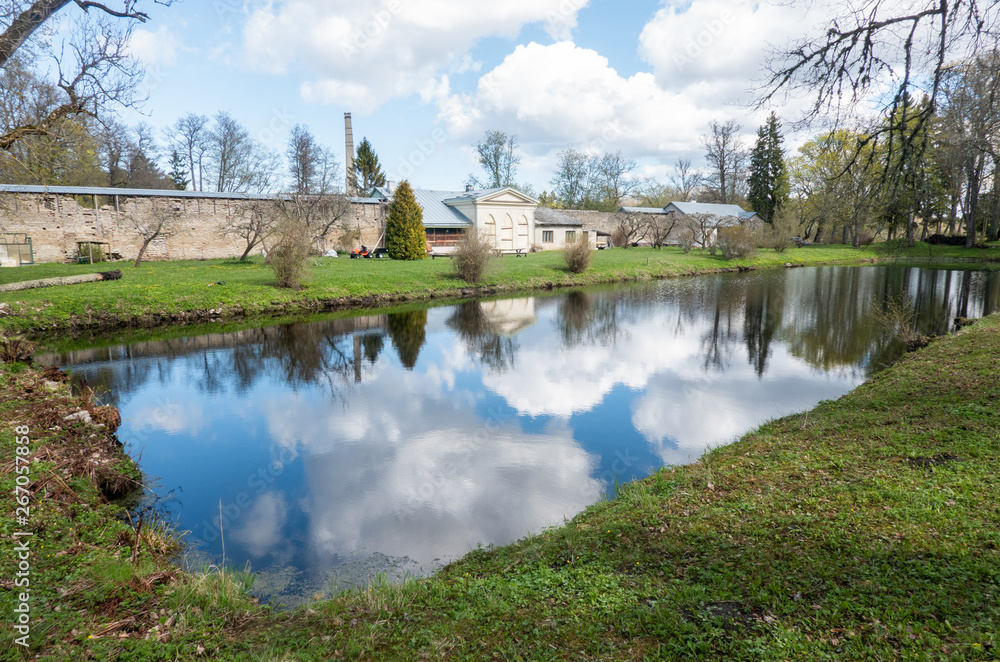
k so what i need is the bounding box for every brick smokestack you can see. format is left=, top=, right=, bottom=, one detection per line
left=345, top=112, right=357, bottom=196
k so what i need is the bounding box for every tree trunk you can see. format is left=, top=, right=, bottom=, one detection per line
left=966, top=156, right=984, bottom=248
left=906, top=211, right=915, bottom=248
left=134, top=237, right=155, bottom=267
left=0, top=270, right=121, bottom=293
left=0, top=0, right=73, bottom=68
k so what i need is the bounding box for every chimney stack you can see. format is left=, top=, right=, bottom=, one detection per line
left=345, top=112, right=357, bottom=197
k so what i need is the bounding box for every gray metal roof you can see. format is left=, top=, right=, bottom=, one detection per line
left=0, top=183, right=282, bottom=200
left=665, top=201, right=755, bottom=218
left=620, top=206, right=670, bottom=215
left=441, top=188, right=505, bottom=205
left=410, top=189, right=473, bottom=228
left=534, top=207, right=583, bottom=227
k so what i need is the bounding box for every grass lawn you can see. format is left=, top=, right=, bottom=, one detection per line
left=2, top=311, right=999, bottom=660
left=2, top=242, right=997, bottom=336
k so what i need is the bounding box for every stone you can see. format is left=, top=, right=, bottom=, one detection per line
left=64, top=410, right=92, bottom=424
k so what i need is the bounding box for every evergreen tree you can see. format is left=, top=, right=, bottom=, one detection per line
left=354, top=138, right=387, bottom=196
left=386, top=181, right=427, bottom=260
left=387, top=310, right=428, bottom=370
left=168, top=150, right=189, bottom=190
left=747, top=113, right=789, bottom=222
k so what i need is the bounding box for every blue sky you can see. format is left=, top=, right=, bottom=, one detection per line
left=119, top=0, right=822, bottom=194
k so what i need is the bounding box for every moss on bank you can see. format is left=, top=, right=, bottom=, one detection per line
left=2, top=311, right=999, bottom=659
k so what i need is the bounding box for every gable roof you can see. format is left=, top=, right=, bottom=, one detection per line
left=442, top=187, right=538, bottom=206
left=410, top=189, right=474, bottom=227
left=534, top=207, right=584, bottom=227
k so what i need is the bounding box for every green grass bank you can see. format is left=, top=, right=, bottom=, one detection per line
left=3, top=242, right=997, bottom=337
left=2, top=313, right=999, bottom=660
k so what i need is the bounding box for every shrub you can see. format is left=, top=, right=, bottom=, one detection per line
left=717, top=225, right=757, bottom=260
left=759, top=206, right=803, bottom=253
left=564, top=236, right=592, bottom=273
left=679, top=229, right=695, bottom=254
left=0, top=335, right=35, bottom=363
left=269, top=216, right=312, bottom=289
left=453, top=229, right=496, bottom=284
left=757, top=224, right=788, bottom=252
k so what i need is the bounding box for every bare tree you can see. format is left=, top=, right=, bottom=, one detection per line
left=469, top=130, right=519, bottom=189
left=638, top=179, right=673, bottom=207
left=645, top=212, right=681, bottom=248
left=222, top=200, right=274, bottom=261
left=1, top=1, right=172, bottom=67
left=610, top=210, right=648, bottom=248
left=1, top=1, right=172, bottom=163
left=683, top=213, right=722, bottom=249
left=130, top=206, right=182, bottom=266
left=940, top=53, right=1000, bottom=246
left=594, top=150, right=639, bottom=206
left=702, top=120, right=747, bottom=204
left=166, top=113, right=209, bottom=192
left=208, top=112, right=281, bottom=194
left=287, top=124, right=338, bottom=195
left=669, top=158, right=701, bottom=202
left=761, top=1, right=1000, bottom=208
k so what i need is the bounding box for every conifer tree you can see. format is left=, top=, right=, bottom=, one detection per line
left=386, top=181, right=427, bottom=260
left=747, top=113, right=789, bottom=223
left=168, top=150, right=189, bottom=190
left=354, top=138, right=387, bottom=196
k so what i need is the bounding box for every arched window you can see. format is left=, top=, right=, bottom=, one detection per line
left=516, top=215, right=529, bottom=249
left=484, top=214, right=497, bottom=247
left=500, top=214, right=514, bottom=250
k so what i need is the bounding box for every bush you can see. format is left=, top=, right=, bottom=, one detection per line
left=717, top=225, right=757, bottom=260
left=269, top=217, right=312, bottom=289
left=563, top=236, right=592, bottom=273
left=757, top=224, right=789, bottom=252
left=679, top=229, right=695, bottom=254
left=453, top=229, right=496, bottom=284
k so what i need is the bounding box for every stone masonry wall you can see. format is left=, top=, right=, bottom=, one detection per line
left=0, top=192, right=385, bottom=264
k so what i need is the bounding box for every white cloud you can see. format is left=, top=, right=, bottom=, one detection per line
left=261, top=368, right=602, bottom=567
left=129, top=25, right=185, bottom=68
left=238, top=0, right=591, bottom=113
left=230, top=492, right=290, bottom=558
left=435, top=1, right=836, bottom=173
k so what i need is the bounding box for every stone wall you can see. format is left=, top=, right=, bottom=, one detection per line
left=554, top=210, right=619, bottom=235
left=0, top=191, right=385, bottom=264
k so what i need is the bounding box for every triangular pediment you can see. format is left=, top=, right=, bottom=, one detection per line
left=474, top=188, right=538, bottom=206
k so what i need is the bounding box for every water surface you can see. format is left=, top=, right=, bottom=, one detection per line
left=45, top=266, right=1000, bottom=606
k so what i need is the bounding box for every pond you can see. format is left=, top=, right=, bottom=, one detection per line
left=40, top=265, right=1000, bottom=606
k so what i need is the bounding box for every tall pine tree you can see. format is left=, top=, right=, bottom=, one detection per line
left=747, top=113, right=789, bottom=223
left=354, top=137, right=387, bottom=196
left=167, top=150, right=189, bottom=190
left=386, top=181, right=427, bottom=260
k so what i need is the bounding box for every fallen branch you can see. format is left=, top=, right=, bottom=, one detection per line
left=0, top=270, right=122, bottom=293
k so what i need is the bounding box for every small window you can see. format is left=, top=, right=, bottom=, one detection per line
left=565, top=231, right=576, bottom=242
left=542, top=230, right=554, bottom=243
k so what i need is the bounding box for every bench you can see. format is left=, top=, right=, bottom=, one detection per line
left=497, top=248, right=527, bottom=257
